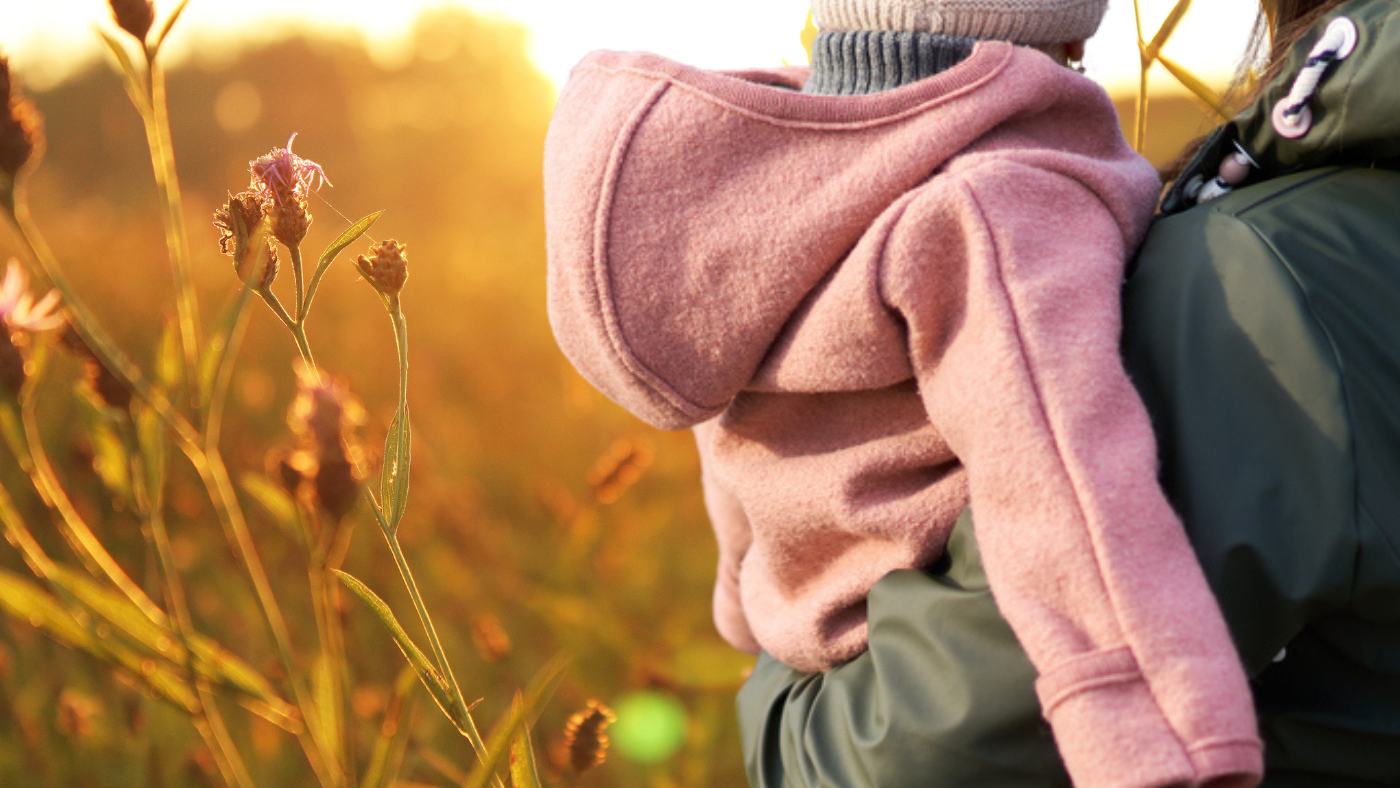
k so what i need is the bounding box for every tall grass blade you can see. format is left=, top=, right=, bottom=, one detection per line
left=359, top=667, right=418, bottom=788
left=151, top=0, right=192, bottom=55
left=1156, top=53, right=1230, bottom=119
left=464, top=654, right=569, bottom=788
left=305, top=210, right=385, bottom=313
left=507, top=691, right=543, bottom=788
left=332, top=569, right=462, bottom=727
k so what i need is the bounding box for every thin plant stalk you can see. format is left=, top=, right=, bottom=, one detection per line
left=140, top=50, right=201, bottom=400
left=0, top=397, right=166, bottom=626
left=291, top=246, right=307, bottom=320
left=127, top=417, right=255, bottom=788
left=4, top=191, right=200, bottom=451
left=7, top=188, right=338, bottom=783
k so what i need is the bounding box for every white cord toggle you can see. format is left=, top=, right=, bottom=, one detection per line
left=1272, top=16, right=1359, bottom=139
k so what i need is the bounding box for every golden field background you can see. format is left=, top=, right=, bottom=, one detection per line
left=0, top=7, right=1225, bottom=785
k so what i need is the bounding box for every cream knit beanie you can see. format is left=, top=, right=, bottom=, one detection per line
left=812, top=0, right=1109, bottom=45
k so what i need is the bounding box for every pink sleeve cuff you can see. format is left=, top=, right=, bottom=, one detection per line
left=1036, top=646, right=1263, bottom=788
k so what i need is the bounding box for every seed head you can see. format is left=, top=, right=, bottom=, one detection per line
left=249, top=133, right=328, bottom=249
left=270, top=191, right=311, bottom=249
left=355, top=240, right=408, bottom=295
left=212, top=191, right=279, bottom=289
left=109, top=0, right=155, bottom=43
left=287, top=364, right=366, bottom=520
left=0, top=58, right=44, bottom=182
left=561, top=700, right=616, bottom=774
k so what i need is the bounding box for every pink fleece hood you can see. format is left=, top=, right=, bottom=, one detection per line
left=544, top=43, right=1152, bottom=429
left=545, top=43, right=1263, bottom=788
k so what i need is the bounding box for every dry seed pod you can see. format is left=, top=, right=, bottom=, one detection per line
left=109, top=0, right=155, bottom=43
left=212, top=191, right=278, bottom=289
left=562, top=699, right=617, bottom=774
left=355, top=239, right=408, bottom=296
left=286, top=365, right=367, bottom=520
left=587, top=438, right=654, bottom=504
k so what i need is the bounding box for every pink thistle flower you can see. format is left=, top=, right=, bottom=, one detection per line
left=249, top=133, right=331, bottom=202
left=0, top=260, right=63, bottom=333
left=248, top=133, right=327, bottom=248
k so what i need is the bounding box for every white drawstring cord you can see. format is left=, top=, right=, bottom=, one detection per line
left=1272, top=16, right=1359, bottom=139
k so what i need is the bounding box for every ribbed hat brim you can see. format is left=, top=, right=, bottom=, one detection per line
left=812, top=0, right=1109, bottom=45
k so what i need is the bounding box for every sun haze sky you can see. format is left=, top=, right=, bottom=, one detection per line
left=2, top=1, right=1258, bottom=94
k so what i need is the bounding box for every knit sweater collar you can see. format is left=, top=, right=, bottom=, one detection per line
left=803, top=30, right=975, bottom=95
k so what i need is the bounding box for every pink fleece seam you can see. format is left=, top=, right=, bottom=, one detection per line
left=589, top=80, right=728, bottom=421
left=958, top=171, right=1193, bottom=758
left=570, top=45, right=1013, bottom=132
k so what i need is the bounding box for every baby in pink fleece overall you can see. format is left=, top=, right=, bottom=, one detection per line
left=543, top=1, right=1262, bottom=784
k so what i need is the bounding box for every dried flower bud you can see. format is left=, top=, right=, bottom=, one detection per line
left=470, top=614, right=512, bottom=663
left=109, top=0, right=155, bottom=43
left=287, top=365, right=366, bottom=520
left=213, top=191, right=278, bottom=289
left=587, top=438, right=654, bottom=505
left=355, top=240, right=408, bottom=295
left=56, top=689, right=100, bottom=739
left=562, top=700, right=616, bottom=774
left=1, top=59, right=44, bottom=182
left=270, top=190, right=311, bottom=248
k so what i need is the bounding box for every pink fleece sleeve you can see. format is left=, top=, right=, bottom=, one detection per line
left=884, top=161, right=1262, bottom=788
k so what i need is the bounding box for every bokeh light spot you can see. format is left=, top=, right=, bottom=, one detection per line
left=214, top=80, right=263, bottom=133
left=611, top=690, right=689, bottom=764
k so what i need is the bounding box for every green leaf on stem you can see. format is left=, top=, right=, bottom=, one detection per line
left=379, top=406, right=411, bottom=532
left=359, top=666, right=418, bottom=788
left=45, top=566, right=285, bottom=707
left=155, top=318, right=182, bottom=393
left=332, top=569, right=461, bottom=728
left=312, top=654, right=343, bottom=771
left=0, top=569, right=197, bottom=714
left=464, top=654, right=569, bottom=788
left=305, top=210, right=385, bottom=315
left=239, top=472, right=306, bottom=547
left=507, top=691, right=544, bottom=788
left=135, top=406, right=167, bottom=508
left=198, top=286, right=254, bottom=406
left=76, top=394, right=132, bottom=505
left=151, top=0, right=192, bottom=55
left=93, top=27, right=151, bottom=115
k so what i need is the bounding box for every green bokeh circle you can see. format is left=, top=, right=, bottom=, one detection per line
left=610, top=691, right=689, bottom=764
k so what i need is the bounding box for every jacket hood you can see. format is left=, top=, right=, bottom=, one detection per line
left=544, top=44, right=1150, bottom=429
left=1164, top=0, right=1400, bottom=214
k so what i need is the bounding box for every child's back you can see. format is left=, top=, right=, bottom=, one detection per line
left=543, top=3, right=1261, bottom=784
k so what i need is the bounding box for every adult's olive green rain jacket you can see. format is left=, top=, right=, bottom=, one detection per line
left=737, top=2, right=1400, bottom=785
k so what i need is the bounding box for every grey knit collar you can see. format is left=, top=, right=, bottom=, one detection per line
left=803, top=30, right=975, bottom=96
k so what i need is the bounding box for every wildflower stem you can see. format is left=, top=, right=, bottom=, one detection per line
left=204, top=288, right=254, bottom=445
left=258, top=288, right=318, bottom=368
left=382, top=527, right=497, bottom=778
left=2, top=395, right=167, bottom=626
left=140, top=54, right=202, bottom=404
left=292, top=245, right=307, bottom=321
left=134, top=424, right=256, bottom=788
left=4, top=185, right=202, bottom=450
left=373, top=299, right=501, bottom=788
left=194, top=447, right=342, bottom=788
